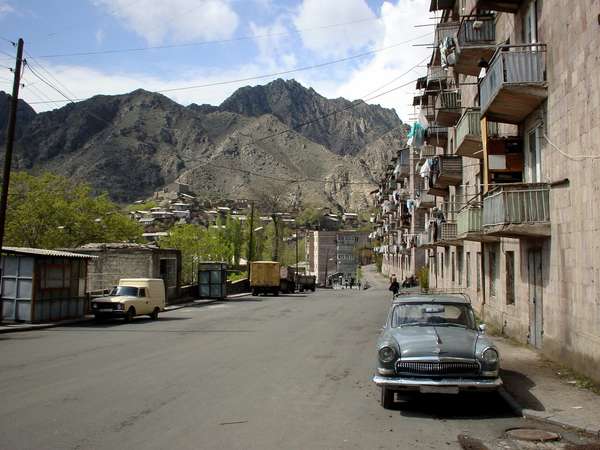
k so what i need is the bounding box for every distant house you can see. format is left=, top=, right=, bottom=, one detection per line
left=0, top=247, right=96, bottom=323
left=67, top=243, right=181, bottom=301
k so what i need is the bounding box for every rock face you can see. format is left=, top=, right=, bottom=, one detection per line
left=0, top=79, right=408, bottom=210
left=0, top=91, right=37, bottom=144
left=220, top=79, right=402, bottom=156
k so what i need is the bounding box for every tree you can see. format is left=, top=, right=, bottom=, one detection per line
left=4, top=172, right=142, bottom=249
left=159, top=224, right=205, bottom=284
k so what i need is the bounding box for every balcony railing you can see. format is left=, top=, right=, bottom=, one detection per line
left=417, top=229, right=435, bottom=248
left=455, top=108, right=499, bottom=158
left=426, top=125, right=448, bottom=148
left=435, top=221, right=462, bottom=245
left=457, top=206, right=499, bottom=241
left=474, top=0, right=522, bottom=13
left=431, top=155, right=463, bottom=188
left=427, top=65, right=448, bottom=90
left=419, top=145, right=437, bottom=161
left=455, top=17, right=496, bottom=76
left=482, top=183, right=551, bottom=237
left=479, top=45, right=547, bottom=124
left=435, top=22, right=460, bottom=47
left=435, top=91, right=462, bottom=126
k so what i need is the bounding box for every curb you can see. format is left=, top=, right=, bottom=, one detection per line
left=499, top=386, right=600, bottom=437
left=522, top=409, right=600, bottom=437
left=0, top=317, right=93, bottom=334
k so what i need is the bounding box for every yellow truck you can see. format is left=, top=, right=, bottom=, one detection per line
left=250, top=261, right=281, bottom=296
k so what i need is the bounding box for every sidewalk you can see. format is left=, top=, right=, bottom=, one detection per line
left=496, top=336, right=600, bottom=436
left=0, top=293, right=252, bottom=334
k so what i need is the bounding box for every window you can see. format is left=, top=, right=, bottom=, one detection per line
left=476, top=252, right=481, bottom=292
left=139, top=288, right=146, bottom=298
left=526, top=126, right=542, bottom=183
left=451, top=252, right=455, bottom=283
left=506, top=251, right=515, bottom=305
left=457, top=247, right=463, bottom=286
left=489, top=249, right=499, bottom=298
left=466, top=252, right=471, bottom=288
left=441, top=253, right=444, bottom=279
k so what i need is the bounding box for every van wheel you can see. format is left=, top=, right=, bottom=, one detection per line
left=150, top=307, right=159, bottom=320
left=123, top=307, right=135, bottom=323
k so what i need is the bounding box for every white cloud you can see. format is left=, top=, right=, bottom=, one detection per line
left=0, top=1, right=14, bottom=17
left=94, top=0, right=239, bottom=45
left=249, top=18, right=297, bottom=70
left=333, top=0, right=432, bottom=123
left=293, top=0, right=384, bottom=58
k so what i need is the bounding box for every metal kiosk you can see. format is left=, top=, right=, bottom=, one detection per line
left=198, top=262, right=227, bottom=300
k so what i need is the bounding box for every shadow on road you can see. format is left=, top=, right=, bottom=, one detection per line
left=390, top=391, right=517, bottom=420
left=499, top=368, right=545, bottom=412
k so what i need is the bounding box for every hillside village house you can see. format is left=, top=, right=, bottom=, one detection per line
left=373, top=0, right=600, bottom=383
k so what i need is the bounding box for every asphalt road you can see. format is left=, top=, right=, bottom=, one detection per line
left=0, top=267, right=588, bottom=450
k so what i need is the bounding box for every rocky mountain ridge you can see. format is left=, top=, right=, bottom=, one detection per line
left=0, top=79, right=408, bottom=210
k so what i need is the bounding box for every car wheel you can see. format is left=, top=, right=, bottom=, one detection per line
left=380, top=387, right=395, bottom=410
left=123, top=307, right=135, bottom=323
left=252, top=289, right=258, bottom=296
left=150, top=307, right=159, bottom=320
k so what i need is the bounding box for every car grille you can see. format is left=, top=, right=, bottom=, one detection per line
left=93, top=302, right=117, bottom=310
left=396, top=360, right=480, bottom=376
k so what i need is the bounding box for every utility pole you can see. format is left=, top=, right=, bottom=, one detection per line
left=0, top=38, right=23, bottom=252
left=247, top=201, right=255, bottom=280
left=0, top=38, right=24, bottom=322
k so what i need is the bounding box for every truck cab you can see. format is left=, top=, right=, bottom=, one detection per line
left=91, top=278, right=166, bottom=322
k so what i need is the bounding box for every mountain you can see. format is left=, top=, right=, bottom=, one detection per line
left=0, top=91, right=37, bottom=144
left=0, top=79, right=408, bottom=210
left=219, top=79, right=402, bottom=156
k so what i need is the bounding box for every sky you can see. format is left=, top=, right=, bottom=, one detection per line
left=0, top=0, right=433, bottom=122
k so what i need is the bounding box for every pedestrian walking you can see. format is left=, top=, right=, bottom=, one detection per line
left=389, top=277, right=400, bottom=297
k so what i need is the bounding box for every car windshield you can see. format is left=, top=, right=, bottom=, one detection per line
left=109, top=286, right=139, bottom=297
left=392, top=303, right=475, bottom=329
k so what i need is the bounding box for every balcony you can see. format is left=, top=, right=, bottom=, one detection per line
left=433, top=22, right=460, bottom=65
left=431, top=155, right=463, bottom=188
left=455, top=108, right=499, bottom=158
left=435, top=221, right=463, bottom=246
left=454, top=17, right=496, bottom=76
left=427, top=65, right=449, bottom=91
left=417, top=229, right=435, bottom=248
left=419, top=145, right=437, bottom=161
left=429, top=0, right=455, bottom=11
left=482, top=183, right=550, bottom=237
left=426, top=125, right=448, bottom=148
left=479, top=45, right=547, bottom=124
left=435, top=91, right=462, bottom=126
left=457, top=206, right=500, bottom=242
left=474, top=0, right=522, bottom=13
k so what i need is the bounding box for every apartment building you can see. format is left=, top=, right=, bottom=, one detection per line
left=373, top=0, right=600, bottom=383
left=307, top=230, right=369, bottom=285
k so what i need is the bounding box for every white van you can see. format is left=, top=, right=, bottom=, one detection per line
left=91, top=278, right=166, bottom=322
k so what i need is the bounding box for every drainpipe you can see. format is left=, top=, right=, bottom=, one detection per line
left=479, top=160, right=487, bottom=319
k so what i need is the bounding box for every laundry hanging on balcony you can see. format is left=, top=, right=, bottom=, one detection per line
left=439, top=36, right=456, bottom=69
left=407, top=122, right=425, bottom=148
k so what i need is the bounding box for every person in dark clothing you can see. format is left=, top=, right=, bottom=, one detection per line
left=389, top=277, right=400, bottom=296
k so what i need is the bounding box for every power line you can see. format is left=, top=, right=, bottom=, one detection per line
left=38, top=16, right=390, bottom=59
left=0, top=36, right=15, bottom=45
left=26, top=34, right=430, bottom=105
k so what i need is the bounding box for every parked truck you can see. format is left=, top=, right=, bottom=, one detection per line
left=280, top=266, right=316, bottom=293
left=250, top=261, right=281, bottom=296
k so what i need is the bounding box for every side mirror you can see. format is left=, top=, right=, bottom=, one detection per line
left=478, top=324, right=487, bottom=334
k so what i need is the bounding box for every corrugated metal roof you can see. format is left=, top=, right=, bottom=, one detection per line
left=2, top=247, right=97, bottom=259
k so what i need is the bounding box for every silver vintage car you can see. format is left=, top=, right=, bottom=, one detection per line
left=373, top=293, right=502, bottom=409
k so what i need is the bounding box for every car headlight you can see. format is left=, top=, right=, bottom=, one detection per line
left=114, top=303, right=124, bottom=311
left=378, top=346, right=396, bottom=363
left=482, top=348, right=499, bottom=365
left=92, top=303, right=98, bottom=309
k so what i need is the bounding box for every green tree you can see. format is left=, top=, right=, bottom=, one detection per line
left=5, top=172, right=142, bottom=249
left=159, top=224, right=205, bottom=284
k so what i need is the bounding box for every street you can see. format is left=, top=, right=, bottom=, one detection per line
left=0, top=268, right=593, bottom=450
